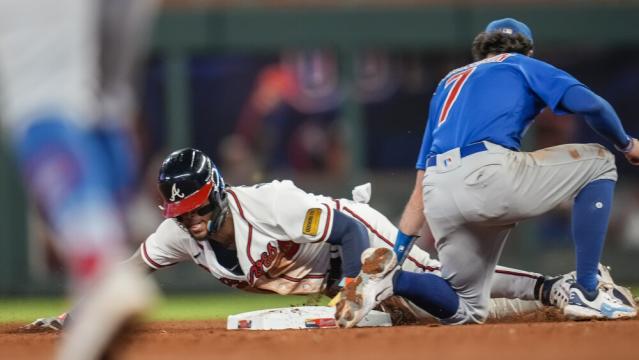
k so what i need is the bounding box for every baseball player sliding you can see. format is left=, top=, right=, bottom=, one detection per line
left=335, top=18, right=639, bottom=328
left=28, top=148, right=635, bottom=330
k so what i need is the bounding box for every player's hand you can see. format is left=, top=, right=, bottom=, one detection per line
left=21, top=313, right=67, bottom=332
left=624, top=138, right=639, bottom=165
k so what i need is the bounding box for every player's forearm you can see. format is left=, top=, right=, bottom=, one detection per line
left=583, top=101, right=631, bottom=151
left=327, top=211, right=369, bottom=277
left=561, top=85, right=631, bottom=150
left=398, top=170, right=426, bottom=235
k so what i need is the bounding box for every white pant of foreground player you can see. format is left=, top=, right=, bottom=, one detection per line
left=57, top=262, right=158, bottom=360
left=0, top=0, right=160, bottom=358
left=424, top=141, right=635, bottom=324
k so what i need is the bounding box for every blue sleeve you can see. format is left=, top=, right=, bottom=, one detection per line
left=415, top=96, right=438, bottom=170
left=561, top=85, right=631, bottom=150
left=520, top=57, right=583, bottom=115
left=326, top=211, right=369, bottom=277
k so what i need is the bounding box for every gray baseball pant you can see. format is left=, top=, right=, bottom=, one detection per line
left=423, top=141, right=617, bottom=324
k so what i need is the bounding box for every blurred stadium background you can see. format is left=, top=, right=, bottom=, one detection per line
left=1, top=0, right=638, bottom=300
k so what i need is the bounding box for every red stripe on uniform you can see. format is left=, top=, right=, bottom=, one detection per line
left=311, top=203, right=333, bottom=243
left=246, top=226, right=255, bottom=264
left=318, top=203, right=332, bottom=242
left=279, top=273, right=326, bottom=282
left=141, top=242, right=177, bottom=269
left=227, top=189, right=257, bottom=265
left=495, top=269, right=541, bottom=280
left=306, top=274, right=327, bottom=279
left=226, top=189, right=245, bottom=219
left=197, top=263, right=211, bottom=273
left=342, top=206, right=438, bottom=272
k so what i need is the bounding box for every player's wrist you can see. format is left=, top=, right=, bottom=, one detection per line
left=396, top=230, right=413, bottom=240
left=394, top=230, right=418, bottom=264
left=615, top=136, right=635, bottom=153
left=394, top=230, right=414, bottom=250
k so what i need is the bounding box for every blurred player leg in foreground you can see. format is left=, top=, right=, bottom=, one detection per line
left=0, top=0, right=158, bottom=358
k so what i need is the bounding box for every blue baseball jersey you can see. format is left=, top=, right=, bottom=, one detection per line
left=416, top=53, right=584, bottom=170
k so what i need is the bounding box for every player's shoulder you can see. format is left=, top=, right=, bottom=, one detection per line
left=151, top=218, right=191, bottom=245
left=433, top=53, right=518, bottom=95
left=156, top=217, right=184, bottom=232
left=228, top=179, right=300, bottom=196
left=227, top=180, right=298, bottom=211
left=440, top=53, right=518, bottom=82
left=505, top=53, right=559, bottom=71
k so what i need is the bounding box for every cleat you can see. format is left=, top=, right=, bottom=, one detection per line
left=540, top=273, right=574, bottom=309
left=335, top=248, right=398, bottom=328
left=564, top=283, right=637, bottom=320
left=597, top=264, right=637, bottom=308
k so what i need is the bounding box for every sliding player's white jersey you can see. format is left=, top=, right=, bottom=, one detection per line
left=141, top=180, right=438, bottom=295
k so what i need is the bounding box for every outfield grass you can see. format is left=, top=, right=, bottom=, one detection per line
left=0, top=293, right=328, bottom=324
left=0, top=297, right=70, bottom=324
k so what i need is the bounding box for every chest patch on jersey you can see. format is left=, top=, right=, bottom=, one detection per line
left=302, top=208, right=322, bottom=236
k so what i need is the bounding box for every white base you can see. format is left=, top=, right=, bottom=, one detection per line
left=227, top=306, right=392, bottom=330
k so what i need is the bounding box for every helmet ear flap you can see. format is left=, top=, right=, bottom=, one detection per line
left=205, top=164, right=228, bottom=234
left=206, top=192, right=229, bottom=233
left=211, top=166, right=226, bottom=201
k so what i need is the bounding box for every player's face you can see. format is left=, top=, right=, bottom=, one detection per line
left=177, top=200, right=214, bottom=240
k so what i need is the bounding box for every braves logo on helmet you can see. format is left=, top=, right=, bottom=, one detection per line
left=169, top=183, right=186, bottom=202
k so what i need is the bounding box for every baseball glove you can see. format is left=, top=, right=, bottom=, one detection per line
left=22, top=313, right=68, bottom=332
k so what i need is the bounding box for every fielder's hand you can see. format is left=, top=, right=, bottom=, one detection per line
left=22, top=313, right=68, bottom=332
left=624, top=138, right=639, bottom=165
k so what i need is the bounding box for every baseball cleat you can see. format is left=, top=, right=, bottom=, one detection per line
left=22, top=313, right=68, bottom=332
left=563, top=283, right=637, bottom=320
left=596, top=264, right=637, bottom=309
left=540, top=273, right=574, bottom=309
left=549, top=263, right=637, bottom=311
left=335, top=247, right=398, bottom=328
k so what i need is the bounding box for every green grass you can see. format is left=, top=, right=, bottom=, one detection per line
left=0, top=292, right=328, bottom=324
left=0, top=297, right=70, bottom=324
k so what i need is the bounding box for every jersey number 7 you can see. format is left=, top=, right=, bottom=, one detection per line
left=438, top=67, right=476, bottom=126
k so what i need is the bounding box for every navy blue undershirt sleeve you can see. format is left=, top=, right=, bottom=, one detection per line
left=326, top=211, right=369, bottom=278
left=560, top=85, right=631, bottom=150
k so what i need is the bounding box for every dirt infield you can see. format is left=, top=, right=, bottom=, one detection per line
left=2, top=315, right=638, bottom=360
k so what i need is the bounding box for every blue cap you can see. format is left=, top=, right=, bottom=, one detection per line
left=485, top=18, right=533, bottom=44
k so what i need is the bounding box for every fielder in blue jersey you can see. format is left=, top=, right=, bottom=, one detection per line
left=336, top=18, right=639, bottom=327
